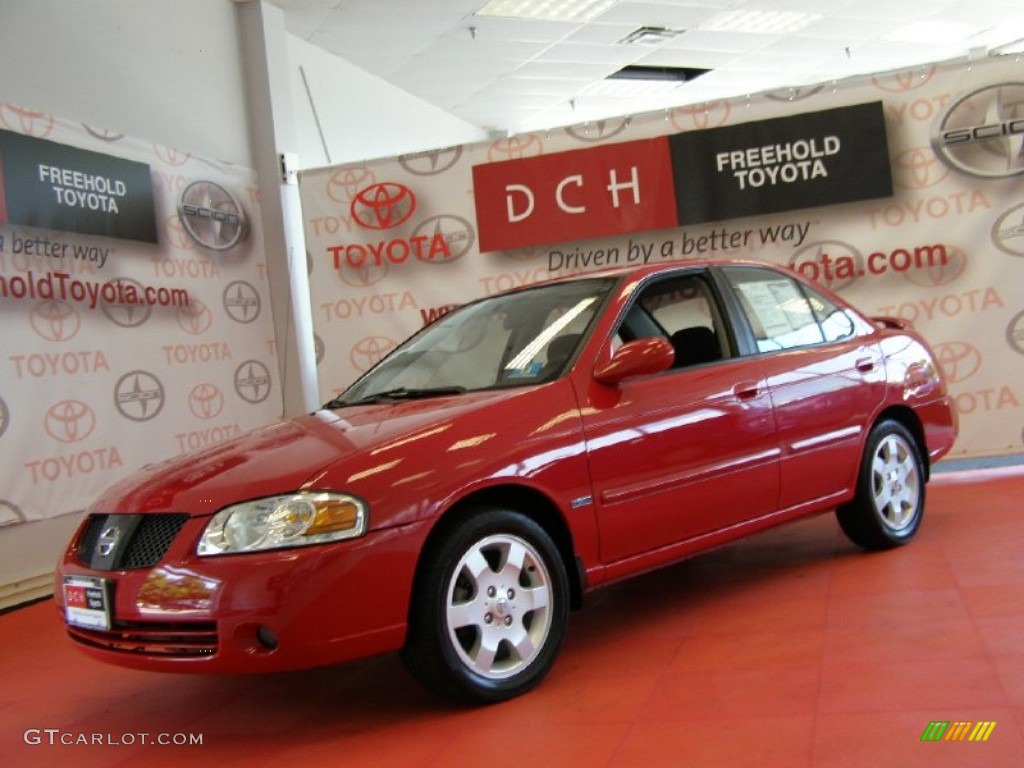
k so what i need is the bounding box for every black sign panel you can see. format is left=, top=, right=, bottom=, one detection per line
left=669, top=101, right=892, bottom=225
left=0, top=129, right=158, bottom=243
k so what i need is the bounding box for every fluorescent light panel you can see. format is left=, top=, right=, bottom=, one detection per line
left=701, top=9, right=821, bottom=34
left=475, top=0, right=617, bottom=22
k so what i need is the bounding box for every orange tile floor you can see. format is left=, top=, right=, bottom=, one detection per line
left=2, top=467, right=1022, bottom=767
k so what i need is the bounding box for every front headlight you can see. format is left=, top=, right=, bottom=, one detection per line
left=197, top=492, right=368, bottom=556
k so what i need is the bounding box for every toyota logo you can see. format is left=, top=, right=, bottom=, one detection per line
left=892, top=147, right=950, bottom=190
left=82, top=124, right=125, bottom=142
left=44, top=399, right=96, bottom=444
left=993, top=203, right=1024, bottom=258
left=223, top=281, right=261, bottom=324
left=326, top=167, right=375, bottom=205
left=933, top=342, right=982, bottom=384
left=350, top=336, right=398, bottom=373
left=177, top=299, right=214, bottom=335
left=115, top=371, right=166, bottom=422
left=0, top=104, right=54, bottom=137
left=487, top=135, right=544, bottom=163
left=153, top=144, right=192, bottom=167
left=350, top=183, right=417, bottom=230
left=565, top=118, right=630, bottom=143
left=178, top=180, right=249, bottom=250
left=412, top=215, right=476, bottom=264
left=31, top=300, right=81, bottom=342
left=188, top=384, right=225, bottom=421
left=101, top=278, right=152, bottom=327
left=872, top=66, right=935, bottom=93
left=337, top=257, right=389, bottom=288
left=931, top=83, right=1024, bottom=179
left=399, top=146, right=464, bottom=176
left=671, top=102, right=732, bottom=132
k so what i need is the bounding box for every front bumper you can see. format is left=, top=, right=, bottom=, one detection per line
left=56, top=514, right=430, bottom=674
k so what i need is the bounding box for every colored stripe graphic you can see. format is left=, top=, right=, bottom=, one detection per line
left=921, top=720, right=997, bottom=742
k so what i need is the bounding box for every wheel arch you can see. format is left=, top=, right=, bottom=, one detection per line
left=410, top=484, right=585, bottom=616
left=872, top=405, right=929, bottom=480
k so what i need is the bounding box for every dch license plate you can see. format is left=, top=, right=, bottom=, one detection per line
left=63, top=575, right=112, bottom=631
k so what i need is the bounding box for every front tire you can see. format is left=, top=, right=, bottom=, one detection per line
left=837, top=420, right=925, bottom=550
left=402, top=508, right=569, bottom=704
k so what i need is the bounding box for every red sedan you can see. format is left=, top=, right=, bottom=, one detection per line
left=56, top=260, right=957, bottom=703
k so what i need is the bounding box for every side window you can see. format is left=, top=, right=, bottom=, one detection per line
left=724, top=267, right=855, bottom=352
left=617, top=274, right=727, bottom=368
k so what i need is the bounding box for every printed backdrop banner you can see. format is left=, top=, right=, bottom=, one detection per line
left=299, top=54, right=1024, bottom=461
left=0, top=106, right=281, bottom=529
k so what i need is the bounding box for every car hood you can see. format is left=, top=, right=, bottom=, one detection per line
left=90, top=388, right=546, bottom=517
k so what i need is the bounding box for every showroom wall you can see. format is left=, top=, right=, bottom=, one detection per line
left=0, top=0, right=487, bottom=603
left=299, top=53, right=1024, bottom=462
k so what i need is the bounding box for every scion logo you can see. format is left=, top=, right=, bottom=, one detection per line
left=0, top=500, right=26, bottom=527
left=931, top=83, right=1024, bottom=179
left=399, top=146, right=463, bottom=176
left=30, top=300, right=81, bottom=342
left=0, top=395, right=8, bottom=438
left=993, top=202, right=1024, bottom=257
left=892, top=147, right=950, bottom=189
left=412, top=215, right=476, bottom=263
left=351, top=183, right=416, bottom=231
left=234, top=360, right=273, bottom=404
left=327, top=166, right=375, bottom=205
left=337, top=257, right=389, bottom=288
left=934, top=342, right=982, bottom=384
left=872, top=66, right=935, bottom=93
left=902, top=246, right=967, bottom=288
left=350, top=336, right=397, bottom=373
left=188, top=383, right=225, bottom=421
left=1007, top=310, right=1024, bottom=356
left=114, top=371, right=165, bottom=422
left=178, top=180, right=249, bottom=251
left=0, top=104, right=54, bottom=137
left=82, top=124, right=125, bottom=142
left=95, top=524, right=121, bottom=558
left=565, top=118, right=630, bottom=143
left=44, top=399, right=96, bottom=444
left=314, top=334, right=325, bottom=365
left=487, top=134, right=544, bottom=163
left=177, top=299, right=213, bottom=335
left=223, top=280, right=261, bottom=324
left=670, top=101, right=731, bottom=132
left=765, top=86, right=823, bottom=102
left=101, top=278, right=152, bottom=327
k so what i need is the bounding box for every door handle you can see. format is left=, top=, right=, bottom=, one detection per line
left=855, top=357, right=876, bottom=372
left=733, top=380, right=760, bottom=400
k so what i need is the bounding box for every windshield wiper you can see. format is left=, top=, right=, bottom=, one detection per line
left=323, top=386, right=466, bottom=409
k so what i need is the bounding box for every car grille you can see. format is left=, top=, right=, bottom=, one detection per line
left=77, top=513, right=189, bottom=570
left=67, top=620, right=218, bottom=657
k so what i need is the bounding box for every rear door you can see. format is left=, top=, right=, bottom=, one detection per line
left=719, top=265, right=886, bottom=511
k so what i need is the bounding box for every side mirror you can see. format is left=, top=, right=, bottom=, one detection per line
left=593, top=338, right=675, bottom=386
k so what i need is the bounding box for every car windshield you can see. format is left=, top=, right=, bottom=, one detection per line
left=333, top=277, right=614, bottom=405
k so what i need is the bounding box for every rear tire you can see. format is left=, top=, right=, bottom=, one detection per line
left=837, top=419, right=925, bottom=550
left=402, top=508, right=569, bottom=704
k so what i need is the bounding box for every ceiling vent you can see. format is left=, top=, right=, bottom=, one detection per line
left=618, top=26, right=683, bottom=46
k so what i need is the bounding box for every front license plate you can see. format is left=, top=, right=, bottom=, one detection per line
left=63, top=575, right=112, bottom=631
